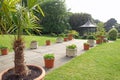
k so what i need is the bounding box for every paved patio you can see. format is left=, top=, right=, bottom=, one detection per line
left=0, top=39, right=87, bottom=73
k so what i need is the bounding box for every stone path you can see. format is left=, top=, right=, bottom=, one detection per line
left=0, top=39, right=87, bottom=73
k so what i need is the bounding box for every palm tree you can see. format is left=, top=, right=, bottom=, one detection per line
left=0, top=0, right=44, bottom=77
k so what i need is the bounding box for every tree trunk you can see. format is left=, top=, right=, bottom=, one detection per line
left=13, top=38, right=30, bottom=76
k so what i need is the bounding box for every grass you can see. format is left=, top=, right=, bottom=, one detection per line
left=45, top=40, right=120, bottom=80
left=0, top=35, right=56, bottom=51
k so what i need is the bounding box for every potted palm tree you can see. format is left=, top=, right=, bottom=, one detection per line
left=66, top=44, right=77, bottom=57
left=44, top=53, right=55, bottom=68
left=0, top=0, right=45, bottom=80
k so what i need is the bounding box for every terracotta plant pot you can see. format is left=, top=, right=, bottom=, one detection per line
left=68, top=34, right=73, bottom=40
left=97, top=36, right=104, bottom=43
left=96, top=39, right=102, bottom=44
left=46, top=40, right=50, bottom=45
left=84, top=44, right=89, bottom=50
left=0, top=65, right=45, bottom=80
left=1, top=48, right=8, bottom=55
left=64, top=38, right=68, bottom=41
left=44, top=59, right=54, bottom=68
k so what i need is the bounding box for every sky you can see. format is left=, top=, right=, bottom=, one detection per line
left=65, top=0, right=120, bottom=23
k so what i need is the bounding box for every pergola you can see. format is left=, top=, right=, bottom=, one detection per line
left=79, top=20, right=97, bottom=36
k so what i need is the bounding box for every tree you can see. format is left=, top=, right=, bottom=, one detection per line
left=38, top=0, right=69, bottom=34
left=1, top=0, right=43, bottom=77
left=69, top=13, right=92, bottom=31
left=104, top=18, right=117, bottom=32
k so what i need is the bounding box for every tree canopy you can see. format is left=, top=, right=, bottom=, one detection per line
left=69, top=13, right=92, bottom=31
left=38, top=0, right=69, bottom=34
left=104, top=18, right=117, bottom=32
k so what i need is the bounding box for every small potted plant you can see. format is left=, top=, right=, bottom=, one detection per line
left=30, top=40, right=38, bottom=49
left=96, top=38, right=102, bottom=44
left=68, top=34, right=73, bottom=40
left=56, top=34, right=64, bottom=43
left=0, top=46, right=8, bottom=55
left=46, top=40, right=51, bottom=45
left=87, top=35, right=95, bottom=47
left=64, top=37, right=68, bottom=41
left=83, top=43, right=90, bottom=50
left=66, top=44, right=77, bottom=57
left=44, top=53, right=55, bottom=68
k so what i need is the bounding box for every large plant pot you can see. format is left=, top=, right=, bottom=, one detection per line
left=84, top=44, right=89, bottom=50
left=30, top=41, right=38, bottom=49
left=87, top=39, right=95, bottom=47
left=44, top=59, right=54, bottom=68
left=1, top=48, right=8, bottom=55
left=56, top=37, right=63, bottom=43
left=46, top=40, right=50, bottom=46
left=66, top=48, right=77, bottom=57
left=0, top=65, right=45, bottom=80
left=87, top=40, right=95, bottom=47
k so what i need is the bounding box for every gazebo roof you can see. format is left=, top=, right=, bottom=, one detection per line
left=80, top=20, right=96, bottom=28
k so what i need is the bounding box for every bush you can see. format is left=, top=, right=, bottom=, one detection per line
left=67, top=44, right=77, bottom=49
left=44, top=53, right=54, bottom=59
left=68, top=30, right=79, bottom=38
left=87, top=35, right=95, bottom=40
left=108, top=28, right=118, bottom=40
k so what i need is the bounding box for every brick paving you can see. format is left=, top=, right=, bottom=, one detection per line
left=0, top=39, right=87, bottom=73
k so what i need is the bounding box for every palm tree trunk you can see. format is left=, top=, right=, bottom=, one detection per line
left=13, top=38, right=30, bottom=76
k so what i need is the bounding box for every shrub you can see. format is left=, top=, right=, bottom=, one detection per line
left=87, top=35, right=95, bottom=40
left=44, top=53, right=54, bottom=59
left=67, top=44, right=77, bottom=49
left=108, top=28, right=118, bottom=40
left=50, top=33, right=57, bottom=37
left=84, top=42, right=89, bottom=45
left=68, top=30, right=79, bottom=38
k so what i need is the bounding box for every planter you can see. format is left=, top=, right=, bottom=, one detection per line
left=97, top=36, right=104, bottom=43
left=64, top=37, right=68, bottom=41
left=44, top=59, right=54, bottom=68
left=66, top=48, right=77, bottom=57
left=1, top=48, right=8, bottom=55
left=0, top=65, right=45, bottom=80
left=87, top=39, right=95, bottom=47
left=96, top=39, right=102, bottom=44
left=46, top=40, right=50, bottom=46
left=30, top=41, right=38, bottom=49
left=56, top=37, right=63, bottom=43
left=68, top=34, right=73, bottom=40
left=84, top=44, right=89, bottom=50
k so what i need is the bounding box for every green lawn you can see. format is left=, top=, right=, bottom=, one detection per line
left=45, top=40, right=120, bottom=80
left=0, top=35, right=56, bottom=51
